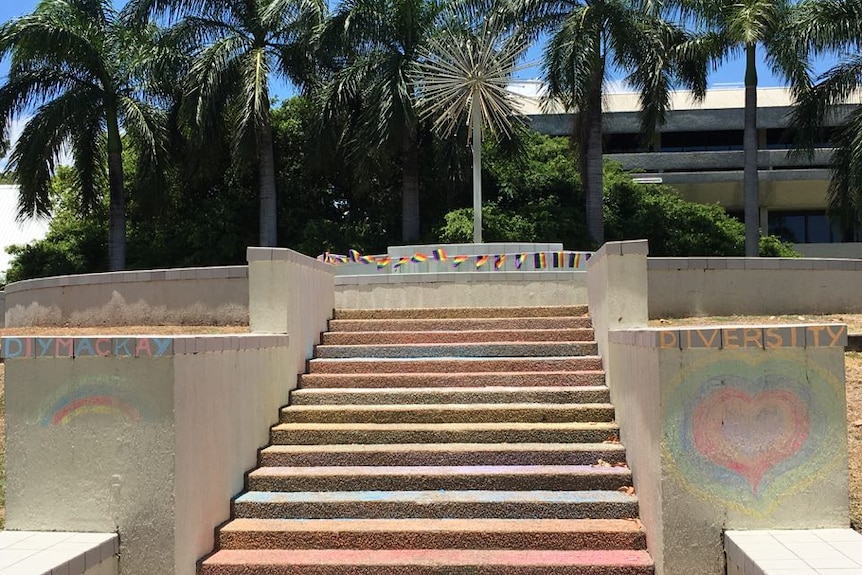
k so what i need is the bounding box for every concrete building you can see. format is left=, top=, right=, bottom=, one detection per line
left=516, top=85, right=862, bottom=257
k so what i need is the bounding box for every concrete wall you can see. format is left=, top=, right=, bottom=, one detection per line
left=608, top=325, right=849, bottom=575
left=0, top=290, right=5, bottom=328
left=1, top=335, right=291, bottom=575
left=3, top=266, right=248, bottom=327
left=793, top=242, right=862, bottom=259
left=649, top=257, right=862, bottom=317
left=336, top=271, right=588, bottom=309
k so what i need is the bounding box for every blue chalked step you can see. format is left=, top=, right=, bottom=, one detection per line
left=269, top=421, right=619, bottom=445
left=306, top=357, right=604, bottom=374
left=258, top=442, right=628, bottom=468
left=313, top=342, right=599, bottom=359
left=298, top=371, right=607, bottom=388
left=246, top=464, right=632, bottom=492
left=232, top=490, right=640, bottom=520
left=321, top=328, right=595, bottom=345
left=287, top=386, right=611, bottom=406
left=278, top=403, right=616, bottom=424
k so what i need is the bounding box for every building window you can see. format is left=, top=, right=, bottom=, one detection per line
left=768, top=211, right=839, bottom=243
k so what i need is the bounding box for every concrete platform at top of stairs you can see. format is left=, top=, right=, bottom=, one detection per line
left=0, top=531, right=117, bottom=575
left=726, top=529, right=862, bottom=574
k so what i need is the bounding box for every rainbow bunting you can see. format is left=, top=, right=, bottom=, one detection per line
left=432, top=248, right=448, bottom=261
left=361, top=255, right=376, bottom=264
left=376, top=257, right=391, bottom=269
left=476, top=255, right=490, bottom=268
left=452, top=255, right=469, bottom=268
left=534, top=252, right=547, bottom=269
left=335, top=254, right=349, bottom=264
left=393, top=256, right=411, bottom=269
left=585, top=253, right=592, bottom=261
left=515, top=253, right=527, bottom=269
left=348, top=249, right=361, bottom=262
left=494, top=254, right=506, bottom=270
left=574, top=253, right=581, bottom=268
left=552, top=252, right=563, bottom=268
left=412, top=252, right=428, bottom=263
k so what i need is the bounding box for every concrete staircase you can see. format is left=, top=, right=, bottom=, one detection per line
left=200, top=305, right=654, bottom=574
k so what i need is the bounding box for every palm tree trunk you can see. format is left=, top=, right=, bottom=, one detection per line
left=584, top=78, right=604, bottom=247
left=743, top=43, right=759, bottom=257
left=471, top=103, right=482, bottom=244
left=401, top=128, right=421, bottom=243
left=258, top=114, right=278, bottom=247
left=105, top=105, right=126, bottom=271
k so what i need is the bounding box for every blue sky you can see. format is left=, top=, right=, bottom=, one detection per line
left=0, top=0, right=841, bottom=100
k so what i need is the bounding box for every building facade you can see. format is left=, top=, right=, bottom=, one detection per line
left=519, top=86, right=861, bottom=257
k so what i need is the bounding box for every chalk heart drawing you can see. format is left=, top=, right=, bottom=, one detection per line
left=693, top=388, right=810, bottom=493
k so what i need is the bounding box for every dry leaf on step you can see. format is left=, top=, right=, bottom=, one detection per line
left=617, top=486, right=636, bottom=496
left=595, top=459, right=612, bottom=467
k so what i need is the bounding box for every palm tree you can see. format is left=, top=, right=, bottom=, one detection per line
left=518, top=0, right=708, bottom=247
left=679, top=0, right=810, bottom=255
left=0, top=0, right=167, bottom=271
left=128, top=0, right=326, bottom=247
left=316, top=0, right=447, bottom=244
left=412, top=1, right=529, bottom=243
left=790, top=0, right=862, bottom=238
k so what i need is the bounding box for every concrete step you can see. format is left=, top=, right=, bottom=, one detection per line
left=289, top=386, right=611, bottom=405
left=259, top=442, right=627, bottom=467
left=201, top=549, right=654, bottom=575
left=313, top=342, right=598, bottom=359
left=321, top=329, right=595, bottom=345
left=270, top=421, right=619, bottom=445
left=217, top=517, right=647, bottom=550
left=232, top=489, right=640, bottom=520
left=333, top=306, right=589, bottom=320
left=279, top=403, right=616, bottom=424
left=299, top=371, right=606, bottom=388
left=247, top=465, right=632, bottom=492
left=307, top=357, right=603, bottom=374
left=329, top=317, right=593, bottom=332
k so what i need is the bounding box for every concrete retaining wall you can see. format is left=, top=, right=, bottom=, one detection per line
left=1, top=335, right=290, bottom=575
left=335, top=271, right=588, bottom=309
left=649, top=257, right=862, bottom=318
left=608, top=325, right=849, bottom=575
left=0, top=290, right=5, bottom=328
left=3, top=266, right=249, bottom=327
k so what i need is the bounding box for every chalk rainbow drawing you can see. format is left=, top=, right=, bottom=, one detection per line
left=661, top=351, right=845, bottom=516
left=39, top=375, right=151, bottom=427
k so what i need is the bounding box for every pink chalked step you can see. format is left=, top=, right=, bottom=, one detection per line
left=278, top=403, right=615, bottom=424
left=307, top=357, right=603, bottom=374
left=298, top=371, right=606, bottom=388
left=288, top=386, right=611, bottom=406
left=333, top=306, right=589, bottom=320
left=246, top=464, right=632, bottom=492
left=328, top=317, right=593, bottom=332
left=269, top=421, right=620, bottom=445
left=258, top=442, right=627, bottom=468
left=217, top=518, right=647, bottom=550
left=232, top=489, right=640, bottom=520
left=200, top=549, right=654, bottom=574
left=321, top=329, right=595, bottom=345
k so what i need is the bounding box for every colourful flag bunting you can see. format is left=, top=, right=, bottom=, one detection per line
left=476, top=255, right=490, bottom=268
left=534, top=252, right=547, bottom=269
left=361, top=255, right=376, bottom=264
left=552, top=252, right=563, bottom=268
left=574, top=253, right=581, bottom=268
left=349, top=249, right=361, bottom=262
left=393, top=256, right=411, bottom=269
left=516, top=253, right=527, bottom=269
left=335, top=255, right=349, bottom=264
left=452, top=255, right=469, bottom=268
left=376, top=257, right=391, bottom=269
left=494, top=254, right=506, bottom=269
left=412, top=252, right=428, bottom=263
left=432, top=248, right=448, bottom=261
left=585, top=253, right=592, bottom=261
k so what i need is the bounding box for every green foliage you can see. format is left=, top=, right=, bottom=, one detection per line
left=759, top=234, right=802, bottom=257
left=436, top=204, right=538, bottom=243
left=5, top=167, right=108, bottom=283
left=603, top=163, right=746, bottom=256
